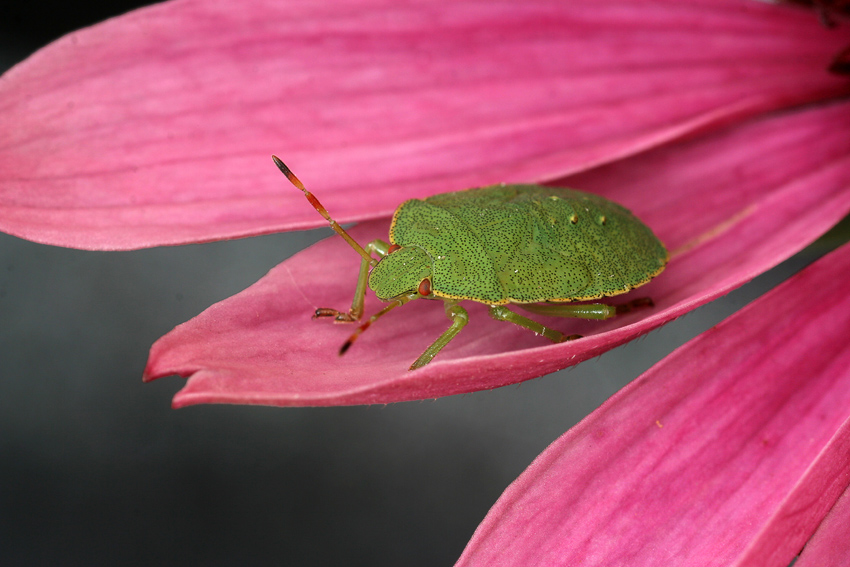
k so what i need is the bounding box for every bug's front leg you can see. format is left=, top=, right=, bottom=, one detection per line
left=314, top=239, right=390, bottom=322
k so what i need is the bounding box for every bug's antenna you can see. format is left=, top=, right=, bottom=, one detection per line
left=272, top=156, right=376, bottom=266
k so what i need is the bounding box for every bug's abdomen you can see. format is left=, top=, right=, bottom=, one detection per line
left=489, top=187, right=666, bottom=302
left=529, top=191, right=666, bottom=301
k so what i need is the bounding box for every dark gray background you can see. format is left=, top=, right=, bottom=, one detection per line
left=0, top=3, right=843, bottom=565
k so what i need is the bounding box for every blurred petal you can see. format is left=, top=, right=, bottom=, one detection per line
left=144, top=99, right=850, bottom=407
left=795, top=484, right=850, bottom=567
left=455, top=242, right=850, bottom=567
left=1, top=0, right=848, bottom=249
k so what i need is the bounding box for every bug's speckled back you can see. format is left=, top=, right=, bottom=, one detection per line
left=390, top=184, right=667, bottom=304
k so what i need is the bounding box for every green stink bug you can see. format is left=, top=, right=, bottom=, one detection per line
left=272, top=156, right=668, bottom=370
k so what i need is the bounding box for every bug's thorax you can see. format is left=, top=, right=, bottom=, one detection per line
left=369, top=244, right=434, bottom=301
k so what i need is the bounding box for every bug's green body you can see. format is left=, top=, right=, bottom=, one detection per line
left=272, top=156, right=668, bottom=370
left=371, top=184, right=667, bottom=305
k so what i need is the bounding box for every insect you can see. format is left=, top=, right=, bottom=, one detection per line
left=272, top=156, right=668, bottom=370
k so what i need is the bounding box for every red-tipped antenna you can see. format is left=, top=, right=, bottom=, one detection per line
left=272, top=155, right=376, bottom=266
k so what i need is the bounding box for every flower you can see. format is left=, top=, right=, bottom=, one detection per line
left=1, top=0, right=849, bottom=564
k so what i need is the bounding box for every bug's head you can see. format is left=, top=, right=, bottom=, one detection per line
left=369, top=244, right=433, bottom=301
left=270, top=156, right=434, bottom=302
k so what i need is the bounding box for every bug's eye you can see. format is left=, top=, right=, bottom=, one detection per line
left=417, top=278, right=431, bottom=296
left=388, top=244, right=401, bottom=254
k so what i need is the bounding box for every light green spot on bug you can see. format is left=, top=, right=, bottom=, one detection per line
left=272, top=156, right=668, bottom=371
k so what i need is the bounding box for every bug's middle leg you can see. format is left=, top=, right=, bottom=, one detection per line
left=314, top=239, right=390, bottom=322
left=493, top=298, right=655, bottom=343
left=488, top=305, right=581, bottom=343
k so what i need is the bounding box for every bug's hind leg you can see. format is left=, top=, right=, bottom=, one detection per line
left=516, top=298, right=654, bottom=320
left=488, top=305, right=582, bottom=343
left=410, top=302, right=469, bottom=370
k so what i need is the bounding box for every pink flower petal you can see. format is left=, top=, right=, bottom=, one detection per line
left=455, top=242, right=850, bottom=567
left=144, top=98, right=850, bottom=407
left=795, top=483, right=850, bottom=566
left=1, top=0, right=848, bottom=249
